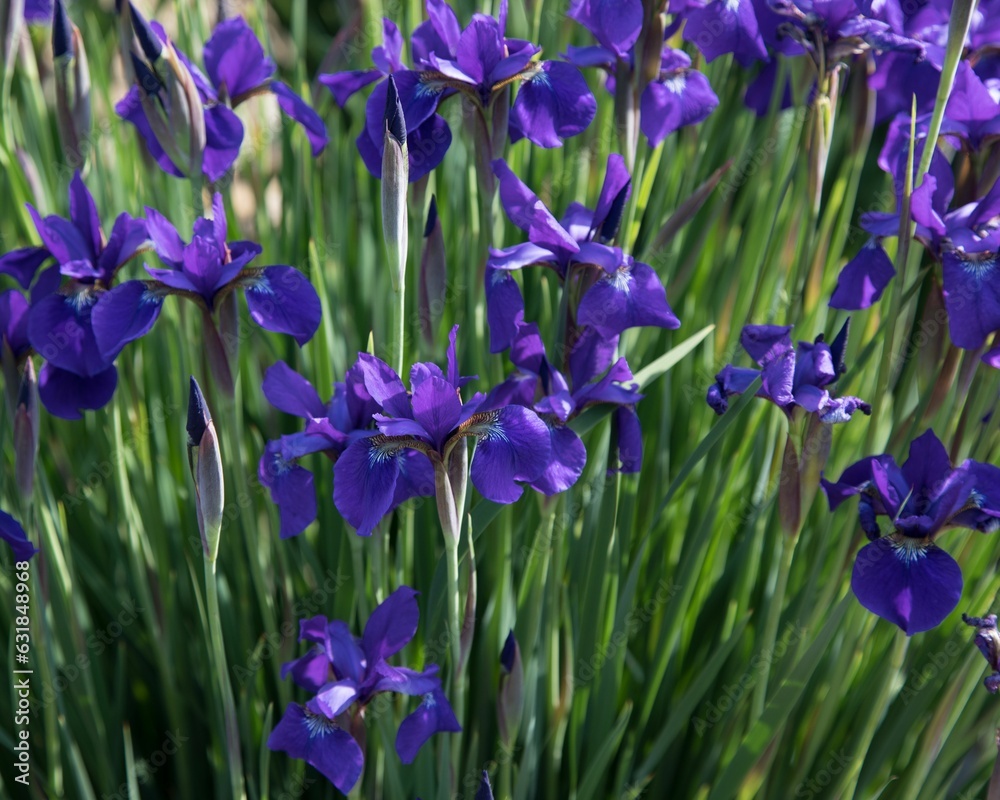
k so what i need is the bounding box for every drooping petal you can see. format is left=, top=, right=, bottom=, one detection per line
left=612, top=405, right=643, bottom=473
left=320, top=69, right=383, bottom=106
left=37, top=363, right=117, bottom=419
left=0, top=290, right=31, bottom=357
left=396, top=688, right=461, bottom=764
left=829, top=238, right=896, bottom=310
left=272, top=81, right=328, bottom=156
left=576, top=259, right=680, bottom=337
left=258, top=440, right=317, bottom=539
left=567, top=0, right=643, bottom=57
left=333, top=435, right=406, bottom=535
left=529, top=425, right=585, bottom=494
left=202, top=104, right=245, bottom=182
left=952, top=461, right=1000, bottom=533
left=683, top=0, right=768, bottom=66
left=942, top=249, right=1000, bottom=350
left=468, top=406, right=551, bottom=503
left=0, top=510, right=38, bottom=562
left=245, top=266, right=321, bottom=346
left=267, top=704, right=364, bottom=794
left=509, top=62, right=597, bottom=148
left=361, top=585, right=420, bottom=663
left=851, top=537, right=963, bottom=635
left=639, top=69, right=719, bottom=147
left=0, top=247, right=51, bottom=288
left=91, top=280, right=163, bottom=359
left=28, top=292, right=108, bottom=374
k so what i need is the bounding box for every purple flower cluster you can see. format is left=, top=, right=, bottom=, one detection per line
left=707, top=320, right=870, bottom=424
left=823, top=430, right=1000, bottom=635
left=0, top=173, right=319, bottom=419
left=321, top=0, right=597, bottom=180
left=269, top=587, right=460, bottom=793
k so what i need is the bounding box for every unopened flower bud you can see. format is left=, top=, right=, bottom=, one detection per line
left=187, top=376, right=224, bottom=562
left=476, top=770, right=495, bottom=800
left=53, top=0, right=92, bottom=168
left=498, top=629, right=523, bottom=747
left=13, top=358, right=39, bottom=497
left=382, top=75, right=408, bottom=292
left=418, top=195, right=446, bottom=346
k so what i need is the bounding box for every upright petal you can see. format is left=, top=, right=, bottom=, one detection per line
left=272, top=81, right=328, bottom=156
left=67, top=172, right=102, bottom=260
left=262, top=361, right=327, bottom=418
left=411, top=375, right=463, bottom=449
left=202, top=105, right=245, bottom=181
left=361, top=585, right=420, bottom=663
left=356, top=354, right=411, bottom=418
left=492, top=159, right=579, bottom=256
left=202, top=17, right=275, bottom=99
left=258, top=440, right=317, bottom=539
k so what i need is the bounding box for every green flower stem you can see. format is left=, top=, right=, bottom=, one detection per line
left=204, top=555, right=246, bottom=800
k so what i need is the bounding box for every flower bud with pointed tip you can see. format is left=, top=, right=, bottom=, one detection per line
left=382, top=75, right=408, bottom=292
left=476, top=770, right=495, bottom=800
left=187, top=376, right=224, bottom=562
left=498, top=629, right=523, bottom=747
left=13, top=359, right=39, bottom=497
left=54, top=0, right=92, bottom=169
left=419, top=195, right=447, bottom=346
left=598, top=182, right=630, bottom=244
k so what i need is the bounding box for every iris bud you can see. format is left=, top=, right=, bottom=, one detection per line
left=187, top=376, right=224, bottom=562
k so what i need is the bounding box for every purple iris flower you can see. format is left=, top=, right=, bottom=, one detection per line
left=0, top=289, right=31, bottom=367
left=117, top=12, right=326, bottom=181
left=0, top=172, right=149, bottom=419
left=91, top=193, right=321, bottom=360
left=269, top=586, right=460, bottom=793
left=707, top=320, right=871, bottom=423
left=0, top=510, right=38, bottom=561
left=321, top=0, right=595, bottom=179
left=486, top=322, right=645, bottom=483
left=258, top=359, right=434, bottom=538
left=334, top=326, right=551, bottom=535
left=563, top=43, right=718, bottom=147
left=822, top=430, right=1000, bottom=634
left=567, top=0, right=643, bottom=58
left=487, top=156, right=680, bottom=351
left=963, top=613, right=1000, bottom=693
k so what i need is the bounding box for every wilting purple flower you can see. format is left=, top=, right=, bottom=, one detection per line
left=269, top=586, right=460, bottom=792
left=707, top=320, right=870, bottom=423
left=822, top=430, right=1000, bottom=634
left=0, top=172, right=149, bottom=418
left=258, top=358, right=434, bottom=538
left=963, top=613, right=1000, bottom=693
left=92, top=193, right=321, bottom=362
left=117, top=10, right=325, bottom=181
left=487, top=156, right=679, bottom=350
left=0, top=510, right=37, bottom=561
left=332, top=326, right=552, bottom=534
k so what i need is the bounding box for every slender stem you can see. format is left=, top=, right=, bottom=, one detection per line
left=191, top=172, right=204, bottom=219
left=204, top=556, right=246, bottom=800
left=393, top=277, right=406, bottom=378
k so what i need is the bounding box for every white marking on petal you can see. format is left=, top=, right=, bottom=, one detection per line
left=664, top=75, right=687, bottom=95
left=724, top=0, right=741, bottom=12
left=960, top=253, right=998, bottom=281
left=303, top=708, right=340, bottom=738
left=422, top=691, right=437, bottom=708
left=889, top=536, right=929, bottom=565
left=611, top=268, right=633, bottom=294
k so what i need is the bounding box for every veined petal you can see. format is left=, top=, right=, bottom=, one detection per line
left=396, top=688, right=461, bottom=764
left=576, top=259, right=680, bottom=337
left=510, top=62, right=597, bottom=148
left=324, top=620, right=366, bottom=684
left=851, top=537, right=962, bottom=635
left=258, top=440, right=317, bottom=539
left=314, top=679, right=360, bottom=719
left=245, top=266, right=321, bottom=346
left=91, top=280, right=163, bottom=359
left=356, top=353, right=411, bottom=418
left=267, top=704, right=364, bottom=794
left=529, top=425, right=585, bottom=494
left=411, top=375, right=463, bottom=449
left=467, top=406, right=551, bottom=503
left=333, top=435, right=407, bottom=535
left=942, top=249, right=1000, bottom=350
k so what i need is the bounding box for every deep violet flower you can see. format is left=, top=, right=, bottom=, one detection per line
left=321, top=0, right=596, bottom=179
left=0, top=510, right=38, bottom=562
left=269, top=586, right=460, bottom=792
left=822, top=430, right=1000, bottom=634
left=963, top=613, right=1000, bottom=693
left=486, top=155, right=679, bottom=352
left=707, top=320, right=870, bottom=424
left=0, top=172, right=149, bottom=418
left=258, top=358, right=434, bottom=539
left=117, top=8, right=326, bottom=181
left=333, top=326, right=551, bottom=535
left=92, top=193, right=321, bottom=370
